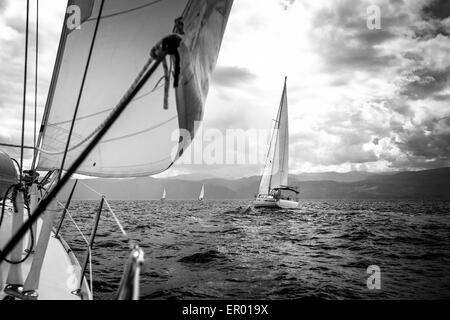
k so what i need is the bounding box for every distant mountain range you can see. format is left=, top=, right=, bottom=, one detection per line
left=59, top=167, right=450, bottom=200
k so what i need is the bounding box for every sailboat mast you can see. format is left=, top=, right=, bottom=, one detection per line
left=267, top=77, right=287, bottom=191
left=33, top=0, right=39, bottom=150
left=32, top=4, right=71, bottom=171
left=20, top=0, right=30, bottom=183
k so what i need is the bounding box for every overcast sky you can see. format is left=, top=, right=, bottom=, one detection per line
left=0, top=0, right=449, bottom=178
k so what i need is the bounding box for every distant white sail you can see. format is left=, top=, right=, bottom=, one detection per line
left=258, top=79, right=289, bottom=195
left=199, top=184, right=204, bottom=201
left=161, top=188, right=166, bottom=200
left=36, top=0, right=233, bottom=178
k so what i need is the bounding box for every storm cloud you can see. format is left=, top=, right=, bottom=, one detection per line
left=1, top=0, right=449, bottom=177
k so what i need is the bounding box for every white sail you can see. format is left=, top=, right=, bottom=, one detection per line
left=258, top=79, right=289, bottom=195
left=36, top=0, right=233, bottom=178
left=161, top=188, right=166, bottom=200
left=199, top=184, right=204, bottom=200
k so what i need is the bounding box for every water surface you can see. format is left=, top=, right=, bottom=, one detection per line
left=59, top=199, right=450, bottom=300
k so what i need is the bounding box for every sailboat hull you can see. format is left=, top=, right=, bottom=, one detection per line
left=253, top=196, right=298, bottom=209
left=276, top=199, right=299, bottom=209
left=0, top=210, right=91, bottom=300
left=253, top=197, right=278, bottom=208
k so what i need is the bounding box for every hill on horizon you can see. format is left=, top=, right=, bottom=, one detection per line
left=58, top=167, right=450, bottom=201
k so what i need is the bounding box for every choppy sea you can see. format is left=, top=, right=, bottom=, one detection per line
left=58, top=199, right=450, bottom=300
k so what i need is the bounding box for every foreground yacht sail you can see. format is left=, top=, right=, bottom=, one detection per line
left=253, top=78, right=299, bottom=209
left=36, top=0, right=234, bottom=177
left=199, top=184, right=205, bottom=201
left=1, top=0, right=233, bottom=300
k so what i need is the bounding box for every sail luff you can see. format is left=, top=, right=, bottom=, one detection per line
left=277, top=79, right=289, bottom=186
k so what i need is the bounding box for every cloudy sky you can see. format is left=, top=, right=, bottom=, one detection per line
left=1, top=0, right=449, bottom=179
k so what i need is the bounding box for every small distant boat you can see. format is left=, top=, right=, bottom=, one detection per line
left=199, top=184, right=205, bottom=201
left=161, top=188, right=167, bottom=201
left=253, top=78, right=299, bottom=209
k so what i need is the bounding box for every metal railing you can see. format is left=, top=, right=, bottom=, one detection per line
left=54, top=179, right=78, bottom=238
left=54, top=180, right=144, bottom=300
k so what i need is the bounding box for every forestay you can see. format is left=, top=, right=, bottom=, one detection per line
left=36, top=0, right=233, bottom=177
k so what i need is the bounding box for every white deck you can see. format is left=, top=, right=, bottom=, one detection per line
left=0, top=208, right=89, bottom=300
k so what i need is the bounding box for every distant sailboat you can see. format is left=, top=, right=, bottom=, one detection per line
left=161, top=188, right=167, bottom=201
left=253, top=78, right=299, bottom=209
left=199, top=184, right=205, bottom=201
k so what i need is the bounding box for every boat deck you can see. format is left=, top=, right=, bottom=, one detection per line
left=1, top=207, right=89, bottom=300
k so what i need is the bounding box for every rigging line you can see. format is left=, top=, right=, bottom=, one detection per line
left=180, top=0, right=195, bottom=21
left=31, top=2, right=71, bottom=171
left=58, top=200, right=94, bottom=294
left=258, top=117, right=278, bottom=195
left=268, top=128, right=280, bottom=191
left=50, top=107, right=114, bottom=126
left=0, top=42, right=170, bottom=264
left=57, top=202, right=90, bottom=246
left=20, top=0, right=31, bottom=183
left=49, top=79, right=167, bottom=127
left=78, top=180, right=103, bottom=197
left=104, top=199, right=129, bottom=241
left=88, top=247, right=93, bottom=296
left=34, top=0, right=39, bottom=150
left=267, top=80, right=287, bottom=190
left=36, top=57, right=156, bottom=156
left=85, top=0, right=163, bottom=22
left=101, top=115, right=176, bottom=143
left=58, top=0, right=106, bottom=181
left=76, top=182, right=129, bottom=241
left=0, top=143, right=35, bottom=150
left=41, top=170, right=59, bottom=200
left=259, top=81, right=287, bottom=194
left=38, top=32, right=180, bottom=156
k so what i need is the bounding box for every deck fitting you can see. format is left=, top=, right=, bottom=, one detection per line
left=22, top=290, right=39, bottom=300
left=4, top=285, right=39, bottom=300
left=71, top=289, right=82, bottom=297
left=3, top=284, right=24, bottom=299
